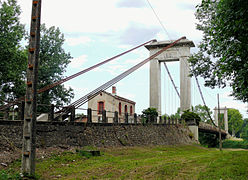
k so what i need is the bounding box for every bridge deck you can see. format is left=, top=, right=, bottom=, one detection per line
left=198, top=122, right=227, bottom=136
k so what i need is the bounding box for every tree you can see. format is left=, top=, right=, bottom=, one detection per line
left=181, top=110, right=201, bottom=126
left=37, top=24, right=74, bottom=112
left=141, top=107, right=158, bottom=124
left=192, top=104, right=212, bottom=123
left=162, top=108, right=181, bottom=120
left=0, top=0, right=26, bottom=104
left=189, top=0, right=248, bottom=102
left=240, top=119, right=248, bottom=140
left=228, top=108, right=243, bottom=137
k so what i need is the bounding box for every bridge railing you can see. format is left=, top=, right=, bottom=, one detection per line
left=0, top=104, right=183, bottom=126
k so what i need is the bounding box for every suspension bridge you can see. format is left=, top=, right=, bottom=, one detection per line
left=0, top=36, right=228, bottom=135
left=0, top=0, right=232, bottom=176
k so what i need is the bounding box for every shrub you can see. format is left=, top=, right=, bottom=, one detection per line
left=220, top=139, right=248, bottom=149
left=181, top=110, right=201, bottom=126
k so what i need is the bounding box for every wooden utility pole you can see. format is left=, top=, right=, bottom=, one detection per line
left=217, top=94, right=222, bottom=151
left=21, top=0, right=41, bottom=176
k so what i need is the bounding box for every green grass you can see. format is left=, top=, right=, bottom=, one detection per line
left=3, top=145, right=248, bottom=179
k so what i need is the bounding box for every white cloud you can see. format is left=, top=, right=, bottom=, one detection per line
left=69, top=55, right=88, bottom=69
left=66, top=36, right=93, bottom=46
left=93, top=64, right=127, bottom=76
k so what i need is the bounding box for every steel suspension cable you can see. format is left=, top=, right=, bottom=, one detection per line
left=194, top=75, right=217, bottom=127
left=163, top=62, right=180, bottom=98
left=63, top=36, right=186, bottom=113
left=37, top=39, right=155, bottom=94
left=0, top=39, right=154, bottom=111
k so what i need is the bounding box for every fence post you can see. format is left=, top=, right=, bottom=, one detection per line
left=125, top=113, right=128, bottom=124
left=21, top=101, right=25, bottom=121
left=102, top=110, right=107, bottom=123
left=114, top=111, right=118, bottom=124
left=159, top=116, right=162, bottom=124
left=3, top=108, right=9, bottom=120
left=70, top=106, right=75, bottom=122
left=48, top=104, right=54, bottom=121
left=87, top=108, right=92, bottom=123
left=134, top=113, right=137, bottom=124
left=168, top=117, right=171, bottom=125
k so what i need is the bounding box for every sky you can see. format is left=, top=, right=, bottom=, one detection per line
left=17, top=0, right=247, bottom=118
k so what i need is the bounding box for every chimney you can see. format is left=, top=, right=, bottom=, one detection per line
left=112, top=86, right=116, bottom=95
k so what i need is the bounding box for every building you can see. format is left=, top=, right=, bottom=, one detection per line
left=88, top=86, right=135, bottom=123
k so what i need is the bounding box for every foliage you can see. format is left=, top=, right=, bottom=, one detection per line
left=227, top=108, right=243, bottom=137
left=0, top=0, right=26, bottom=103
left=199, top=132, right=219, bottom=148
left=181, top=110, right=201, bottom=126
left=0, top=1, right=74, bottom=113
left=141, top=107, right=158, bottom=124
left=192, top=104, right=212, bottom=123
left=162, top=108, right=181, bottom=120
left=189, top=0, right=248, bottom=102
left=220, top=139, right=248, bottom=149
left=240, top=119, right=248, bottom=140
left=37, top=24, right=74, bottom=112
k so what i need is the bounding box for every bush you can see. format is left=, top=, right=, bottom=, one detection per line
left=181, top=110, right=201, bottom=126
left=199, top=132, right=219, bottom=147
left=220, top=140, right=248, bottom=149
left=141, top=107, right=158, bottom=124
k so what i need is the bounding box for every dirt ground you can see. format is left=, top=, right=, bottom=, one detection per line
left=0, top=141, right=75, bottom=170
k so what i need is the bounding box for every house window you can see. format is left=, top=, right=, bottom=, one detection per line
left=119, top=102, right=121, bottom=115
left=125, top=105, right=128, bottom=114
left=130, top=106, right=133, bottom=115
left=98, top=101, right=104, bottom=114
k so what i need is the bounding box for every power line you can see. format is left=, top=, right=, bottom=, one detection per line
left=145, top=0, right=171, bottom=39
left=146, top=0, right=217, bottom=126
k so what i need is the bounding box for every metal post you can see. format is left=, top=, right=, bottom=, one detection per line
left=21, top=0, right=41, bottom=176
left=48, top=104, right=54, bottom=121
left=217, top=94, right=222, bottom=151
left=114, top=111, right=118, bottom=124
left=70, top=106, right=75, bottom=122
left=125, top=113, right=128, bottom=124
left=21, top=101, right=25, bottom=121
left=102, top=110, right=106, bottom=123
left=87, top=108, right=92, bottom=123
left=3, top=108, right=9, bottom=120
left=134, top=113, right=137, bottom=124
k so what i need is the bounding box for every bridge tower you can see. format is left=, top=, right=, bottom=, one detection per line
left=145, top=38, right=195, bottom=115
left=214, top=107, right=228, bottom=133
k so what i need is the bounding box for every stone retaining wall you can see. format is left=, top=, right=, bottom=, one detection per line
left=0, top=121, right=196, bottom=150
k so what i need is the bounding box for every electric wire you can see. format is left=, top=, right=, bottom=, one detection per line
left=146, top=0, right=216, bottom=126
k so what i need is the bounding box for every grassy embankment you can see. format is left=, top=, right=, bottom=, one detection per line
left=1, top=145, right=248, bottom=179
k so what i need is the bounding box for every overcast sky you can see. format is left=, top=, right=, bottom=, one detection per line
left=18, top=0, right=247, bottom=118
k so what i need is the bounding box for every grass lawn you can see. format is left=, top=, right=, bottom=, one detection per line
left=1, top=145, right=248, bottom=179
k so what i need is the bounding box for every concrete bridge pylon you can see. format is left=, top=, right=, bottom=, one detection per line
left=145, top=38, right=195, bottom=115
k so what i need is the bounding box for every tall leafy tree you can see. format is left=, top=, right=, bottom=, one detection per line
left=37, top=24, right=74, bottom=112
left=192, top=104, right=212, bottom=123
left=240, top=119, right=248, bottom=140
left=189, top=0, right=248, bottom=102
left=0, top=0, right=26, bottom=104
left=228, top=108, right=243, bottom=137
